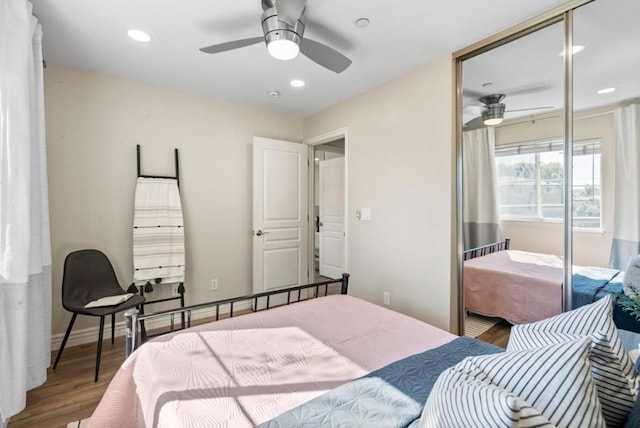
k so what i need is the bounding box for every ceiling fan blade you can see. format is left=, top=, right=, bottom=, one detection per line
left=463, top=105, right=484, bottom=115
left=304, top=17, right=354, bottom=50
left=200, top=37, right=264, bottom=54
left=463, top=89, right=485, bottom=100
left=506, top=106, right=554, bottom=113
left=464, top=116, right=486, bottom=128
left=300, top=38, right=351, bottom=73
left=276, top=0, right=307, bottom=26
left=506, top=83, right=552, bottom=97
left=200, top=15, right=255, bottom=33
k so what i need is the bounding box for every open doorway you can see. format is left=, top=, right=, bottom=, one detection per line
left=312, top=139, right=345, bottom=282
left=305, top=129, right=348, bottom=284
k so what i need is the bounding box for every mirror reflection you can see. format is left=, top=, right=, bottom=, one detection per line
left=572, top=0, right=640, bottom=338
left=461, top=21, right=566, bottom=341
left=460, top=0, right=640, bottom=343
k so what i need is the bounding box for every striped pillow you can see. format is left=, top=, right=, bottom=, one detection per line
left=419, top=337, right=605, bottom=428
left=508, top=295, right=639, bottom=427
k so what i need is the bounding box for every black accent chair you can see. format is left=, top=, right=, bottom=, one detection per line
left=53, top=249, right=145, bottom=381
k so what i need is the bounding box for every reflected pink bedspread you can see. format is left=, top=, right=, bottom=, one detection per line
left=87, top=295, right=455, bottom=427
left=464, top=250, right=564, bottom=324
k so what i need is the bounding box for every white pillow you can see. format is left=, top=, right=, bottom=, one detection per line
left=419, top=337, right=605, bottom=428
left=624, top=254, right=640, bottom=299
left=508, top=295, right=639, bottom=427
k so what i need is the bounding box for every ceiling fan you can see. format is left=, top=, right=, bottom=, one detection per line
left=464, top=94, right=555, bottom=128
left=463, top=86, right=554, bottom=128
left=199, top=0, right=352, bottom=74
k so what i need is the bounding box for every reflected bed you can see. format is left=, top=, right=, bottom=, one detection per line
left=463, top=239, right=636, bottom=330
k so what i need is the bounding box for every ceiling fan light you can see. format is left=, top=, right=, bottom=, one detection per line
left=262, top=8, right=303, bottom=61
left=483, top=117, right=503, bottom=126
left=267, top=39, right=300, bottom=60
left=482, top=102, right=506, bottom=126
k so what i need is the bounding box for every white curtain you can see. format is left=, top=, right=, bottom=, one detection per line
left=0, top=1, right=52, bottom=425
left=462, top=127, right=500, bottom=249
left=610, top=103, right=640, bottom=269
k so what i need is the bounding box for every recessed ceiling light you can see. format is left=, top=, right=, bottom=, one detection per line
left=559, top=44, right=585, bottom=56
left=290, top=79, right=305, bottom=88
left=267, top=90, right=280, bottom=98
left=315, top=158, right=320, bottom=161
left=597, top=87, right=616, bottom=94
left=127, top=29, right=152, bottom=42
left=355, top=18, right=370, bottom=28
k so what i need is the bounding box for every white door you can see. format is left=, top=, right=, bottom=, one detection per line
left=253, top=137, right=309, bottom=295
left=319, top=157, right=345, bottom=279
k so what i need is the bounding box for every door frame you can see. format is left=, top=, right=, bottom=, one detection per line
left=303, top=128, right=349, bottom=283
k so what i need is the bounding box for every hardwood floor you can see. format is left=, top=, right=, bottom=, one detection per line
left=8, top=336, right=128, bottom=428
left=477, top=320, right=512, bottom=348
left=9, top=312, right=511, bottom=428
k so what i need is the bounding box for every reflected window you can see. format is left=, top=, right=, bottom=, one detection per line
left=495, top=139, right=601, bottom=228
left=496, top=153, right=537, bottom=217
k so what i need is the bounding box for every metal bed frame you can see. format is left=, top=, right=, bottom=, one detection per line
left=463, top=238, right=510, bottom=261
left=124, top=273, right=350, bottom=357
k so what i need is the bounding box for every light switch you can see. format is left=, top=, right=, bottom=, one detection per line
left=360, top=207, right=371, bottom=221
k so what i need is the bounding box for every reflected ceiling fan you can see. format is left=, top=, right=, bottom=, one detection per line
left=199, top=0, right=352, bottom=73
left=464, top=86, right=554, bottom=128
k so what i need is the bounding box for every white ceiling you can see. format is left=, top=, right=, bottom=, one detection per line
left=31, top=0, right=569, bottom=117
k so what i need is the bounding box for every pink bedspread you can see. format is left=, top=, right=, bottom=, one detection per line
left=87, top=295, right=455, bottom=427
left=464, top=250, right=564, bottom=324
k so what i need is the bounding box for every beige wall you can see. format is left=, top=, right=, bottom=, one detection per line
left=495, top=109, right=615, bottom=267
left=45, top=65, right=303, bottom=335
left=303, top=55, right=455, bottom=331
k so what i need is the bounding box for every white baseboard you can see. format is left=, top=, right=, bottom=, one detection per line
left=51, top=301, right=253, bottom=351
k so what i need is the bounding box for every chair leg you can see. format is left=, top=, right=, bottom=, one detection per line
left=53, top=313, right=78, bottom=369
left=111, top=313, right=115, bottom=345
left=179, top=283, right=185, bottom=329
left=95, top=316, right=105, bottom=382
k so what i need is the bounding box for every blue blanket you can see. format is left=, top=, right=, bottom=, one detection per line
left=597, top=276, right=640, bottom=333
left=572, top=267, right=621, bottom=309
left=260, top=336, right=502, bottom=428
left=570, top=270, right=640, bottom=333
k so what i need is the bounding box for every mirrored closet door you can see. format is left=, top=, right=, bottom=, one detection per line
left=458, top=0, right=640, bottom=339
left=571, top=0, right=640, bottom=333
left=459, top=20, right=565, bottom=338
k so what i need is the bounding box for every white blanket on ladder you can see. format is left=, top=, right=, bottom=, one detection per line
left=133, top=177, right=185, bottom=285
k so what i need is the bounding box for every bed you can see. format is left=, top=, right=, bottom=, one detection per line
left=87, top=276, right=491, bottom=427
left=86, top=274, right=640, bottom=427
left=463, top=239, right=638, bottom=331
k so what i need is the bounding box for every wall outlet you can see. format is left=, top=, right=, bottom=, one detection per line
left=383, top=292, right=390, bottom=306
left=171, top=284, right=180, bottom=297
left=211, top=278, right=218, bottom=291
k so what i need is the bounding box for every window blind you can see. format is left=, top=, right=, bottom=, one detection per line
left=495, top=138, right=601, bottom=157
